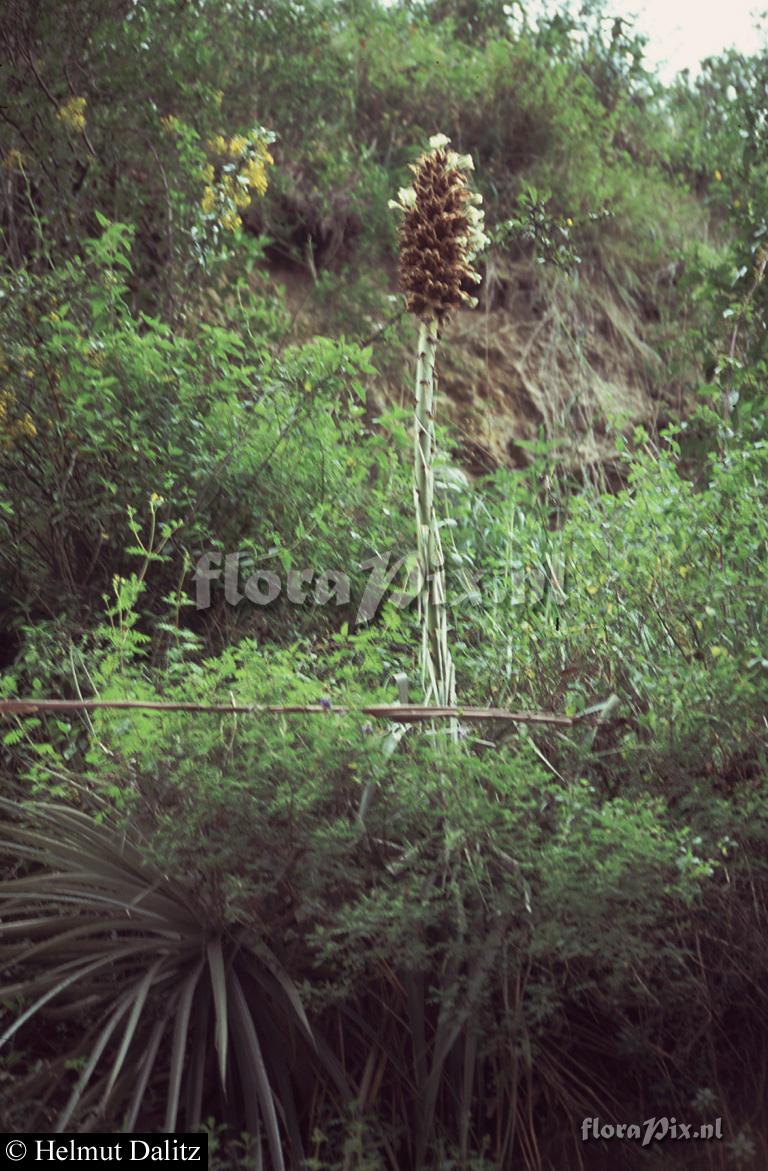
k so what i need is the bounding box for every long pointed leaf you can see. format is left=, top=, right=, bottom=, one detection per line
left=185, top=983, right=211, bottom=1132
left=103, top=959, right=168, bottom=1102
left=124, top=1014, right=168, bottom=1132
left=164, top=961, right=203, bottom=1132
left=242, top=939, right=313, bottom=1043
left=56, top=995, right=133, bottom=1131
left=206, top=938, right=228, bottom=1092
left=229, top=970, right=286, bottom=1171
left=0, top=951, right=140, bottom=1048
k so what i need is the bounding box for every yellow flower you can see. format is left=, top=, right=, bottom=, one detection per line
left=248, top=137, right=274, bottom=166
left=233, top=187, right=251, bottom=211
left=3, top=148, right=26, bottom=172
left=201, top=128, right=274, bottom=223
left=565, top=216, right=574, bottom=226
left=17, top=413, right=36, bottom=440
left=220, top=208, right=240, bottom=232
left=57, top=96, right=87, bottom=134
left=228, top=134, right=249, bottom=158
left=713, top=169, right=723, bottom=182
left=0, top=391, right=36, bottom=447
left=242, top=158, right=268, bottom=196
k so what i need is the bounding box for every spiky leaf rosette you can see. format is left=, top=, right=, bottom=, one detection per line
left=390, top=134, right=488, bottom=324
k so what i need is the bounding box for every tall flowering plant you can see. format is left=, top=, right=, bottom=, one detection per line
left=390, top=134, right=488, bottom=713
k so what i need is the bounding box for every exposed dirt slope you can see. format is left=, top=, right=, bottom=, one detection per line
left=270, top=252, right=690, bottom=477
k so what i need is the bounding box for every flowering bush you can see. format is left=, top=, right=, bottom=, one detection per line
left=200, top=127, right=275, bottom=232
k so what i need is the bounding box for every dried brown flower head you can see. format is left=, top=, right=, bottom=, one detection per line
left=390, top=134, right=488, bottom=324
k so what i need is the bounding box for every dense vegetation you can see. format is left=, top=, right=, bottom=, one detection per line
left=1, top=1, right=768, bottom=1168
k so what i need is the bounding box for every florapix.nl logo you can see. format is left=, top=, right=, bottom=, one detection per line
left=192, top=549, right=487, bottom=625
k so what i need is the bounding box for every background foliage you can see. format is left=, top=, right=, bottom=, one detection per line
left=2, top=1, right=768, bottom=1168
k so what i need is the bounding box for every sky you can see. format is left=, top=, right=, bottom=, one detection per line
left=624, top=0, right=767, bottom=79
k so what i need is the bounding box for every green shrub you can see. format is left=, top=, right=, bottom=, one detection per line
left=0, top=218, right=411, bottom=657
left=454, top=432, right=768, bottom=792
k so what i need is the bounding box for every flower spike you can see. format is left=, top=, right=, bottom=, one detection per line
left=390, top=134, right=488, bottom=324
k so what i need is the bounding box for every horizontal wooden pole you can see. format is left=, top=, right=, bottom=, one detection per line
left=0, top=698, right=588, bottom=727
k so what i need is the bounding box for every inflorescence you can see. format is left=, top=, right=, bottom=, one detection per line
left=389, top=133, right=488, bottom=324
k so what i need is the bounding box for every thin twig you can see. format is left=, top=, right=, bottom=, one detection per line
left=0, top=698, right=592, bottom=726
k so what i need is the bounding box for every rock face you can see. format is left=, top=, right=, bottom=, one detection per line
left=434, top=256, right=682, bottom=477
left=270, top=252, right=688, bottom=479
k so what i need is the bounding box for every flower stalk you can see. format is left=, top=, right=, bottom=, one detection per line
left=391, top=134, right=488, bottom=715
left=414, top=316, right=455, bottom=707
